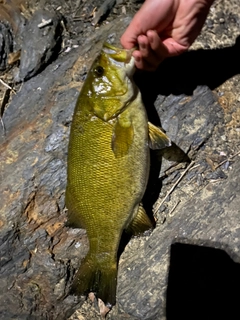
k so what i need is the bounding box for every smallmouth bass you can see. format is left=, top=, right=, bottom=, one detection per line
left=65, top=43, right=170, bottom=307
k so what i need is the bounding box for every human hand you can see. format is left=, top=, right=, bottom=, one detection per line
left=121, top=0, right=214, bottom=71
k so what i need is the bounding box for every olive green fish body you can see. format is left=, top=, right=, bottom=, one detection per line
left=68, top=96, right=148, bottom=224
left=65, top=43, right=171, bottom=306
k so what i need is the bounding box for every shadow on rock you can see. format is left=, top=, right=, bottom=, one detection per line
left=158, top=142, right=190, bottom=163
left=135, top=34, right=240, bottom=101
left=166, top=243, right=240, bottom=320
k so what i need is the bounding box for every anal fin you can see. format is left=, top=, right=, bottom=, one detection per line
left=126, top=204, right=153, bottom=236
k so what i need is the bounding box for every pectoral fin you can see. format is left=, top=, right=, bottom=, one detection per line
left=126, top=205, right=153, bottom=236
left=148, top=122, right=171, bottom=150
left=111, top=119, right=134, bottom=158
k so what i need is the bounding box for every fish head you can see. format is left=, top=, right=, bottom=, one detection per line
left=85, top=43, right=136, bottom=121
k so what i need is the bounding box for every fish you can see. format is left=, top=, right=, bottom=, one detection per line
left=65, top=42, right=171, bottom=307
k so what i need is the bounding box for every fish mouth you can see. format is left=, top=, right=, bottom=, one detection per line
left=100, top=42, right=136, bottom=110
left=102, top=42, right=133, bottom=62
left=102, top=42, right=136, bottom=77
left=124, top=55, right=135, bottom=77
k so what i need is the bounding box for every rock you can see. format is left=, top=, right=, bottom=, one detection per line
left=0, top=0, right=26, bottom=70
left=155, top=85, right=222, bottom=175
left=18, top=9, right=63, bottom=81
left=92, top=0, right=117, bottom=26
left=0, top=40, right=86, bottom=320
left=0, top=22, right=13, bottom=70
left=117, top=158, right=240, bottom=320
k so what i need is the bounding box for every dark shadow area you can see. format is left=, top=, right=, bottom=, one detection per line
left=142, top=145, right=190, bottom=220
left=134, top=35, right=240, bottom=102
left=158, top=142, right=191, bottom=163
left=166, top=243, right=240, bottom=320
left=142, top=149, right=162, bottom=220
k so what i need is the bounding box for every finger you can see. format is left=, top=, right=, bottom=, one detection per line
left=121, top=32, right=158, bottom=70
left=132, top=51, right=157, bottom=71
left=147, top=30, right=169, bottom=60
left=138, top=35, right=159, bottom=67
left=138, top=35, right=162, bottom=70
left=138, top=35, right=150, bottom=58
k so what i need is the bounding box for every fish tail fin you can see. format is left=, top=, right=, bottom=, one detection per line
left=70, top=254, right=117, bottom=307
left=97, top=266, right=117, bottom=307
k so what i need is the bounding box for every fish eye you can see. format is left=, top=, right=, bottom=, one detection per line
left=94, top=65, right=104, bottom=77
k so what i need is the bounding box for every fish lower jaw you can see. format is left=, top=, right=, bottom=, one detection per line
left=124, top=56, right=136, bottom=77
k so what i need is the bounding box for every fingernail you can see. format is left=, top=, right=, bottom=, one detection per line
left=147, top=30, right=155, bottom=43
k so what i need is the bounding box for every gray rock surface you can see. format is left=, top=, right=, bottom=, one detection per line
left=18, top=9, right=63, bottom=81
left=0, top=22, right=13, bottom=70
left=0, top=0, right=240, bottom=319
left=117, top=158, right=240, bottom=319
left=0, top=0, right=26, bottom=70
left=0, top=46, right=86, bottom=319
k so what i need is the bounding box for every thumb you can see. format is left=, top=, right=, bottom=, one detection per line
left=162, top=38, right=189, bottom=56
